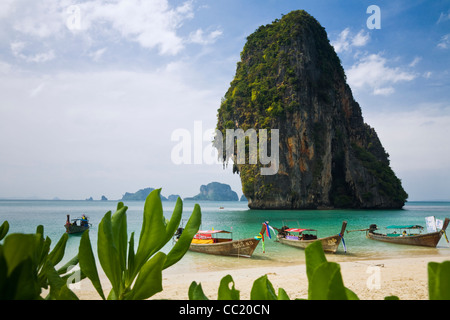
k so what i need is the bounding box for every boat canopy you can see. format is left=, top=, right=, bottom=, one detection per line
left=285, top=228, right=316, bottom=233
left=386, top=225, right=423, bottom=229
left=197, top=230, right=232, bottom=234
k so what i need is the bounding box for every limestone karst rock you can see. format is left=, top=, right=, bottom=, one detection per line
left=215, top=10, right=408, bottom=209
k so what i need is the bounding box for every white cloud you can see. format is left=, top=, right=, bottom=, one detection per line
left=346, top=53, right=416, bottom=95
left=437, top=34, right=450, bottom=49
left=188, top=29, right=223, bottom=45
left=0, top=0, right=15, bottom=19
left=11, top=0, right=68, bottom=38
left=352, top=30, right=370, bottom=47
left=2, top=0, right=199, bottom=56
left=409, top=56, right=421, bottom=67
left=30, top=82, right=46, bottom=97
left=10, top=41, right=56, bottom=63
left=88, top=47, right=107, bottom=62
left=437, top=10, right=450, bottom=24
left=372, top=87, right=395, bottom=96
left=331, top=28, right=369, bottom=53
left=77, top=0, right=195, bottom=55
left=0, top=61, right=11, bottom=74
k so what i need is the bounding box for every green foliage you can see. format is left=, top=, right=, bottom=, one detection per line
left=187, top=242, right=450, bottom=300
left=0, top=224, right=80, bottom=300
left=250, top=275, right=290, bottom=300
left=216, top=10, right=345, bottom=138
left=428, top=261, right=450, bottom=300
left=305, top=241, right=358, bottom=300
left=79, top=188, right=201, bottom=300
left=0, top=221, right=9, bottom=241
left=188, top=241, right=357, bottom=300
left=188, top=274, right=289, bottom=300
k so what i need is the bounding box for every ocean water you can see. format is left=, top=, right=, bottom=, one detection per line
left=1, top=199, right=449, bottom=275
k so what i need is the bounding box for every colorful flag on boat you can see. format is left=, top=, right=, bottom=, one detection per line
left=264, top=221, right=271, bottom=239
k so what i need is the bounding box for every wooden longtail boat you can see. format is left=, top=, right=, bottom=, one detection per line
left=174, top=224, right=267, bottom=258
left=273, top=221, right=348, bottom=253
left=65, top=214, right=90, bottom=234
left=365, top=218, right=449, bottom=247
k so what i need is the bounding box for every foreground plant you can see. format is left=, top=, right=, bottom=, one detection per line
left=188, top=241, right=356, bottom=300
left=79, top=188, right=201, bottom=300
left=0, top=221, right=80, bottom=300
left=189, top=240, right=450, bottom=300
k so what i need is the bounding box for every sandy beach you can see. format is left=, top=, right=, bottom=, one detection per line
left=73, top=254, right=450, bottom=300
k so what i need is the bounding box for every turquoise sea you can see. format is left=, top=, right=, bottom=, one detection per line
left=1, top=200, right=449, bottom=275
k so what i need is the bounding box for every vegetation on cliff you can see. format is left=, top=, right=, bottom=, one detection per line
left=216, top=10, right=408, bottom=209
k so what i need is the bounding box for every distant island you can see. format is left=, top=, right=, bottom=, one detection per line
left=184, top=182, right=239, bottom=201
left=95, top=183, right=241, bottom=202
left=120, top=187, right=180, bottom=202
left=85, top=195, right=108, bottom=201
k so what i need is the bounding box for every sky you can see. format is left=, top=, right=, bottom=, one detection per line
left=0, top=0, right=449, bottom=201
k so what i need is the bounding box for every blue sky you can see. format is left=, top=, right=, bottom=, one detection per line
left=0, top=0, right=449, bottom=201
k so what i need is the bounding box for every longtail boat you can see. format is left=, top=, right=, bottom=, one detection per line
left=65, top=214, right=90, bottom=234
left=273, top=221, right=348, bottom=253
left=364, top=218, right=449, bottom=247
left=174, top=223, right=267, bottom=258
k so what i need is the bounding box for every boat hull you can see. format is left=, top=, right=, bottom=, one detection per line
left=277, top=234, right=343, bottom=253
left=188, top=238, right=261, bottom=258
left=367, top=230, right=445, bottom=247
left=65, top=225, right=89, bottom=234
left=276, top=221, right=347, bottom=253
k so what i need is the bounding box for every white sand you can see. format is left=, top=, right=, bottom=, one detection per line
left=72, top=254, right=450, bottom=300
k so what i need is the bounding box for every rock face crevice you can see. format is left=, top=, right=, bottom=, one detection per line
left=216, top=10, right=408, bottom=209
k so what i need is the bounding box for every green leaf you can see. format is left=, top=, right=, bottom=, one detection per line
left=3, top=234, right=38, bottom=275
left=111, top=203, right=128, bottom=273
left=218, top=275, right=240, bottom=300
left=163, top=197, right=183, bottom=245
left=127, top=252, right=166, bottom=300
left=34, top=226, right=50, bottom=270
left=428, top=262, right=439, bottom=300
left=36, top=225, right=44, bottom=238
left=277, top=288, right=290, bottom=300
left=345, top=287, right=360, bottom=300
left=188, top=281, right=209, bottom=300
left=305, top=241, right=356, bottom=300
left=428, top=261, right=450, bottom=300
left=48, top=233, right=68, bottom=267
left=56, top=255, right=79, bottom=275
left=0, top=221, right=9, bottom=241
left=126, top=232, right=135, bottom=286
left=43, top=261, right=78, bottom=300
left=6, top=257, right=41, bottom=300
left=250, top=275, right=278, bottom=300
left=164, top=204, right=201, bottom=269
left=79, top=230, right=105, bottom=300
left=309, top=262, right=348, bottom=300
left=305, top=240, right=327, bottom=284
left=134, top=189, right=167, bottom=275
left=385, top=295, right=400, bottom=300
left=97, top=211, right=122, bottom=298
left=0, top=250, right=9, bottom=299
